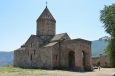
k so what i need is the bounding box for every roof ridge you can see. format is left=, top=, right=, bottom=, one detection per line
left=55, top=33, right=67, bottom=35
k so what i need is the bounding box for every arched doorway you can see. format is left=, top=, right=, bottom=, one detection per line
left=68, top=51, right=75, bottom=68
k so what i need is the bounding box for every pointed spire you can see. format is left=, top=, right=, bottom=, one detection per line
left=37, top=6, right=56, bottom=22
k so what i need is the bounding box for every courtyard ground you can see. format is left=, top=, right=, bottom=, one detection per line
left=0, top=66, right=115, bottom=76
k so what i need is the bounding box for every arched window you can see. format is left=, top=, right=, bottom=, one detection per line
left=56, top=55, right=57, bottom=60
left=30, top=55, right=32, bottom=60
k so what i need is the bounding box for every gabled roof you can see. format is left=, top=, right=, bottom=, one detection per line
left=37, top=6, right=56, bottom=22
left=50, top=33, right=70, bottom=42
left=15, top=35, right=43, bottom=51
left=25, top=35, right=43, bottom=44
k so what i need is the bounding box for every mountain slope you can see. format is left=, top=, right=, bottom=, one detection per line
left=91, top=40, right=108, bottom=57
left=0, top=51, right=13, bottom=66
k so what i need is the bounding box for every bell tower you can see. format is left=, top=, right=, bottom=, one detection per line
left=36, top=6, right=56, bottom=41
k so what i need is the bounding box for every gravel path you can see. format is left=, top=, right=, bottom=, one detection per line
left=45, top=68, right=115, bottom=76
left=0, top=68, right=115, bottom=76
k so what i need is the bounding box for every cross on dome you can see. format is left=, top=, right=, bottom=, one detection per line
left=46, top=1, right=48, bottom=6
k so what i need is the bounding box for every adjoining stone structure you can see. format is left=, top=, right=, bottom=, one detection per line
left=92, top=54, right=110, bottom=68
left=92, top=57, right=99, bottom=67
left=14, top=6, right=93, bottom=71
left=100, top=54, right=110, bottom=68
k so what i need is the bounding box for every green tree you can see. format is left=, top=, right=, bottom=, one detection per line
left=96, top=59, right=100, bottom=66
left=100, top=4, right=115, bottom=67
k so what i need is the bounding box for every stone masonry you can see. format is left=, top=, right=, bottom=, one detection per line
left=92, top=57, right=99, bottom=66
left=100, top=54, right=110, bottom=68
left=92, top=54, right=110, bottom=68
left=14, top=6, right=93, bottom=71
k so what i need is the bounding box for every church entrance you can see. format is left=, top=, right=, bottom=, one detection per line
left=68, top=51, right=75, bottom=68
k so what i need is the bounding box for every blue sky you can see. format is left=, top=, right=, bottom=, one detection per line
left=0, top=0, right=114, bottom=51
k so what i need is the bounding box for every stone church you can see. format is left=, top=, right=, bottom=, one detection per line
left=14, top=6, right=93, bottom=71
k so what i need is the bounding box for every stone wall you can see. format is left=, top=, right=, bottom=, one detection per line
left=92, top=57, right=99, bottom=66
left=14, top=35, right=53, bottom=69
left=31, top=47, right=52, bottom=69
left=100, top=54, right=110, bottom=68
left=14, top=47, right=53, bottom=69
left=14, top=50, right=26, bottom=67
left=52, top=43, right=60, bottom=68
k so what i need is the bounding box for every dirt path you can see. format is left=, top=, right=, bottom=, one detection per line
left=46, top=68, right=115, bottom=76
left=0, top=68, right=115, bottom=76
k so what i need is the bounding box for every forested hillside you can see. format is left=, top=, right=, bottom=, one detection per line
left=91, top=40, right=108, bottom=57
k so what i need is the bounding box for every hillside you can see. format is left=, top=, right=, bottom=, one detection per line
left=0, top=51, right=13, bottom=66
left=91, top=40, right=108, bottom=57
left=0, top=40, right=108, bottom=66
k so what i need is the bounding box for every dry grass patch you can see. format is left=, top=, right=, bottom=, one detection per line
left=0, top=66, right=115, bottom=76
left=0, top=66, right=48, bottom=76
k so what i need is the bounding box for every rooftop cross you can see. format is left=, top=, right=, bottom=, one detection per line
left=46, top=1, right=48, bottom=6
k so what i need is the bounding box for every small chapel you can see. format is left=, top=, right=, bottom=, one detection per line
left=14, top=5, right=93, bottom=71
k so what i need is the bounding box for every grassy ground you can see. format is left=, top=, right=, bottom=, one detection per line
left=0, top=66, right=49, bottom=76
left=0, top=66, right=115, bottom=76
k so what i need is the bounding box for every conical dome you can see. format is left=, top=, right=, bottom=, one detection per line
left=37, top=6, right=56, bottom=22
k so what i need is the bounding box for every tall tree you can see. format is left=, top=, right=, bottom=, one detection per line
left=100, top=4, right=115, bottom=67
